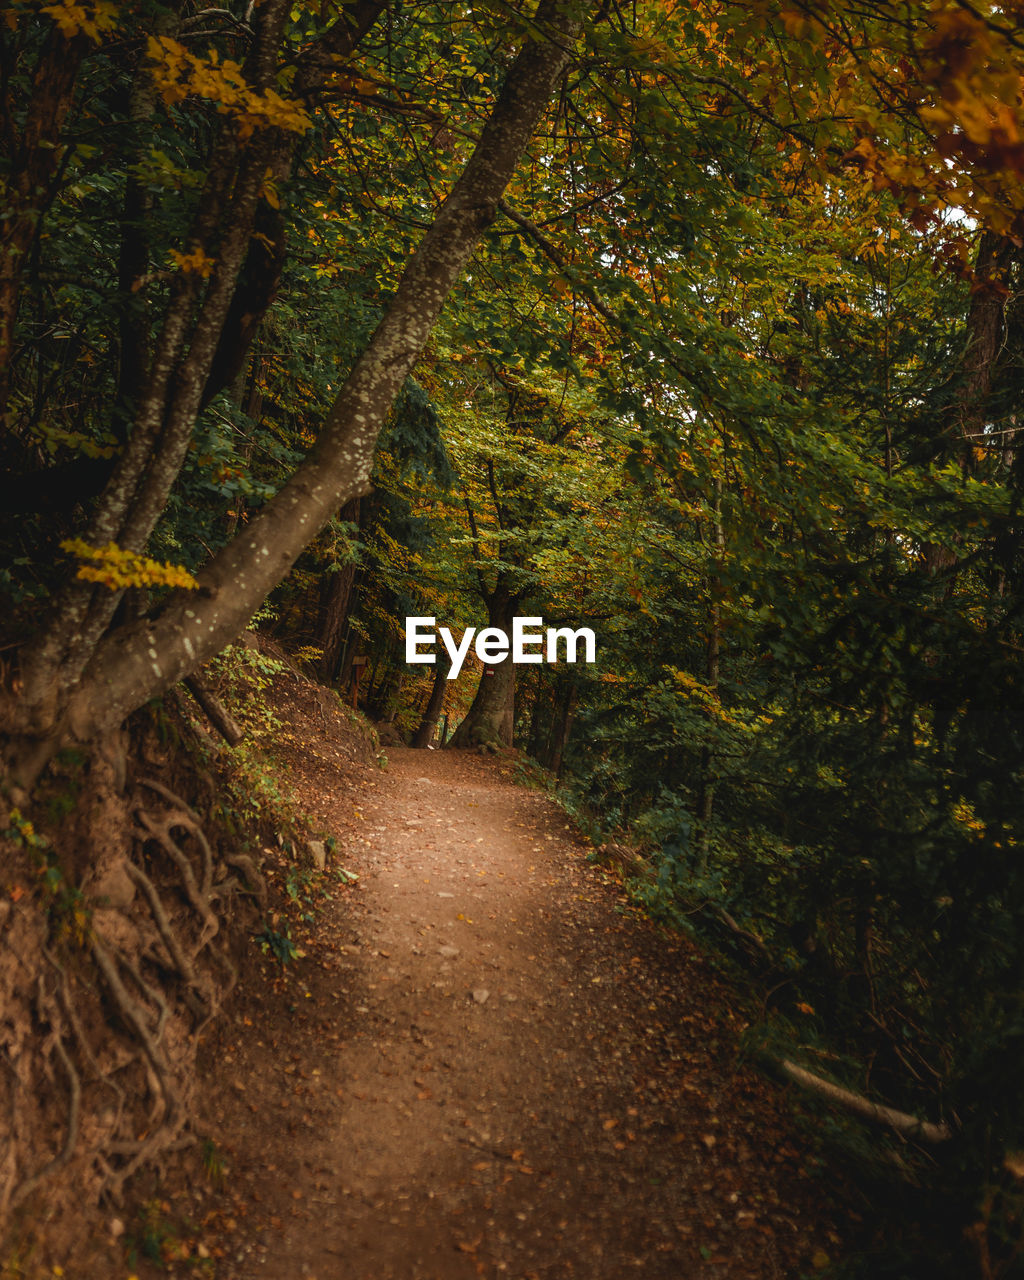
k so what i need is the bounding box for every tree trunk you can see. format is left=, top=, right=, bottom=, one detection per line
left=183, top=676, right=244, bottom=747
left=4, top=1, right=585, bottom=789
left=450, top=659, right=516, bottom=750
left=527, top=671, right=551, bottom=760
left=924, top=231, right=1014, bottom=575
left=382, top=671, right=404, bottom=725
left=413, top=651, right=452, bottom=748
left=317, top=497, right=360, bottom=683
left=0, top=26, right=88, bottom=427
left=448, top=593, right=517, bottom=750
left=697, top=477, right=724, bottom=870
left=368, top=634, right=407, bottom=723
left=548, top=677, right=577, bottom=778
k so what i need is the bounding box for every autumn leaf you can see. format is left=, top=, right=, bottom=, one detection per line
left=60, top=538, right=199, bottom=592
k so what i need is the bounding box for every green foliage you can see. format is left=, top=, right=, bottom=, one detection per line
left=198, top=643, right=305, bottom=835
left=7, top=0, right=1024, bottom=1270
left=255, top=923, right=299, bottom=966
left=221, top=745, right=296, bottom=831
left=125, top=1199, right=212, bottom=1274
left=200, top=1138, right=225, bottom=1191
left=4, top=808, right=90, bottom=945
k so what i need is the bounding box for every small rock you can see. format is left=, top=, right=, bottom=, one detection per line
left=109, top=1218, right=125, bottom=1239
left=439, top=945, right=459, bottom=958
left=305, top=839, right=327, bottom=872
left=472, top=988, right=490, bottom=1004
left=438, top=892, right=455, bottom=899
left=93, top=859, right=136, bottom=909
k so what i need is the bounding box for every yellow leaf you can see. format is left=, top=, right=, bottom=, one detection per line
left=169, top=246, right=216, bottom=277
left=60, top=538, right=199, bottom=592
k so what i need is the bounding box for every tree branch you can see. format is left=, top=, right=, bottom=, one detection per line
left=51, top=0, right=588, bottom=748
left=774, top=1057, right=953, bottom=1144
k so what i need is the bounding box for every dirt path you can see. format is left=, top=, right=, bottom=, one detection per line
left=187, top=743, right=851, bottom=1280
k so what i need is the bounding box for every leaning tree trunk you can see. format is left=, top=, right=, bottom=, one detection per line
left=3, top=0, right=585, bottom=793
left=448, top=594, right=517, bottom=750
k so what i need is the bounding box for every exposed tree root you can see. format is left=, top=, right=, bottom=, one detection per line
left=219, top=851, right=267, bottom=906
left=48, top=946, right=131, bottom=1150
left=90, top=939, right=180, bottom=1123
left=0, top=733, right=279, bottom=1260
left=6, top=978, right=81, bottom=1212
left=123, top=861, right=210, bottom=1009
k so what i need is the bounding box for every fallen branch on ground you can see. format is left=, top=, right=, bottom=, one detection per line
left=774, top=1057, right=953, bottom=1144
left=713, top=907, right=774, bottom=963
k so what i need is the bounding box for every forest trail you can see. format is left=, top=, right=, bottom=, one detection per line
left=189, top=743, right=852, bottom=1280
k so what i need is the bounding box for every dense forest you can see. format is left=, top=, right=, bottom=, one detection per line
left=3, top=0, right=1024, bottom=1274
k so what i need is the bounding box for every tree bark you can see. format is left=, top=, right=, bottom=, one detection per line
left=4, top=0, right=586, bottom=785
left=448, top=592, right=518, bottom=750
left=547, top=677, right=577, bottom=778
left=316, top=497, right=361, bottom=683
left=0, top=25, right=88, bottom=426
left=923, top=231, right=1015, bottom=575
left=372, top=665, right=404, bottom=724
left=17, top=1, right=298, bottom=711
left=527, top=671, right=552, bottom=761
left=183, top=676, right=245, bottom=747
left=697, top=477, right=724, bottom=869
left=413, top=651, right=452, bottom=748
left=449, top=658, right=516, bottom=750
